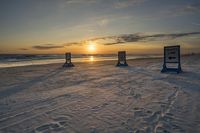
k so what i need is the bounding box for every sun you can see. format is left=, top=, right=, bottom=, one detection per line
left=87, top=41, right=96, bottom=52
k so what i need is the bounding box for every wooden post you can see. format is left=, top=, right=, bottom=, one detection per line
left=116, top=51, right=128, bottom=66
left=63, top=52, right=74, bottom=67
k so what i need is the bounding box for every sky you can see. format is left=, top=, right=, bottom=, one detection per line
left=0, top=0, right=200, bottom=54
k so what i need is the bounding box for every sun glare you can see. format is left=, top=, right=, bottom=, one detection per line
left=87, top=41, right=96, bottom=52
left=90, top=56, right=94, bottom=61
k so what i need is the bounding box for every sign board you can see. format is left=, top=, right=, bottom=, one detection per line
left=165, top=46, right=179, bottom=63
left=118, top=51, right=126, bottom=62
left=63, top=52, right=74, bottom=67
left=66, top=53, right=71, bottom=62
left=116, top=51, right=128, bottom=66
left=161, top=45, right=182, bottom=73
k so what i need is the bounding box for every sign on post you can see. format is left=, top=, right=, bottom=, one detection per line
left=63, top=52, right=74, bottom=67
left=161, top=45, right=182, bottom=73
left=116, top=51, right=128, bottom=66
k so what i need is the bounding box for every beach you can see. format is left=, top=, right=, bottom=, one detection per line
left=0, top=55, right=200, bottom=133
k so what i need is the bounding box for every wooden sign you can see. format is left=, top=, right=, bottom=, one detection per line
left=63, top=52, right=74, bottom=67
left=116, top=51, right=128, bottom=66
left=161, top=45, right=182, bottom=73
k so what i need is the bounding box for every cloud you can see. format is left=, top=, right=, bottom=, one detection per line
left=32, top=44, right=63, bottom=50
left=59, top=0, right=98, bottom=9
left=192, top=22, right=200, bottom=26
left=101, top=32, right=200, bottom=45
left=114, top=0, right=146, bottom=9
left=144, top=3, right=200, bottom=20
left=97, top=18, right=109, bottom=26
left=63, top=42, right=83, bottom=46
left=64, top=0, right=97, bottom=5
left=64, top=32, right=200, bottom=46
left=180, top=3, right=200, bottom=13
left=148, top=32, right=200, bottom=39
left=63, top=0, right=146, bottom=8
left=32, top=32, right=200, bottom=49
left=161, top=3, right=200, bottom=17
left=19, top=48, right=28, bottom=51
left=103, top=41, right=126, bottom=45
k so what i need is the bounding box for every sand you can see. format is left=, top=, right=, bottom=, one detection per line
left=0, top=55, right=200, bottom=133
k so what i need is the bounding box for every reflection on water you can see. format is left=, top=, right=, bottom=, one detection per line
left=90, top=56, right=94, bottom=61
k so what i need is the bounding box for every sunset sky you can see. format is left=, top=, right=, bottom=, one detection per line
left=0, top=0, right=200, bottom=54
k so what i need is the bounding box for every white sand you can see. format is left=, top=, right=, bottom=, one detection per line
left=0, top=55, right=200, bottom=133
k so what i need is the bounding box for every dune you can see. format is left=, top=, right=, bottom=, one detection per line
left=0, top=55, right=200, bottom=133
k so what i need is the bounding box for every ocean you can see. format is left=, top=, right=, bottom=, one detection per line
left=0, top=54, right=162, bottom=68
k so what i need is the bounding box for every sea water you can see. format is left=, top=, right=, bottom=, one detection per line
left=0, top=54, right=161, bottom=68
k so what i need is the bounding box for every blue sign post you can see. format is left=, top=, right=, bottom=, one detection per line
left=161, top=45, right=182, bottom=73
left=116, top=51, right=128, bottom=66
left=63, top=52, right=74, bottom=67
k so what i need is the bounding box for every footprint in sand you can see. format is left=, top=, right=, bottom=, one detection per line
left=144, top=111, right=161, bottom=124
left=155, top=125, right=171, bottom=133
left=54, top=116, right=71, bottom=127
left=34, top=122, right=60, bottom=133
left=91, top=103, right=109, bottom=111
left=128, top=88, right=142, bottom=99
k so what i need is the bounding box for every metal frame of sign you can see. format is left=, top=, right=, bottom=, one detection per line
left=116, top=51, right=128, bottom=66
left=161, top=45, right=182, bottom=73
left=63, top=52, right=74, bottom=67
